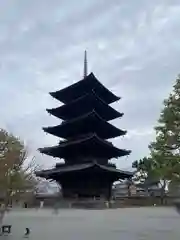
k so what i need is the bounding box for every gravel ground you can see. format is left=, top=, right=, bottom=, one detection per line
left=1, top=207, right=180, bottom=240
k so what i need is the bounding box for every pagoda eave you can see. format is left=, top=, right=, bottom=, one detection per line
left=35, top=162, right=133, bottom=180
left=43, top=111, right=127, bottom=140
left=49, top=72, right=120, bottom=104
left=38, top=134, right=131, bottom=159
left=47, top=108, right=123, bottom=122
left=46, top=91, right=122, bottom=121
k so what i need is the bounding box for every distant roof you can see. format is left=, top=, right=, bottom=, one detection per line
left=135, top=179, right=160, bottom=188
left=50, top=72, right=120, bottom=104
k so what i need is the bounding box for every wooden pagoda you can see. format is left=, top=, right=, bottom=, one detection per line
left=36, top=52, right=133, bottom=200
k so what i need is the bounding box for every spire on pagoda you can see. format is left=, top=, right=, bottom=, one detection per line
left=83, top=50, right=88, bottom=78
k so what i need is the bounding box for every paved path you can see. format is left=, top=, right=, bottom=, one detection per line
left=1, top=207, right=180, bottom=240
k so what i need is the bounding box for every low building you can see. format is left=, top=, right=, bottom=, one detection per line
left=112, top=180, right=134, bottom=198
left=135, top=180, right=162, bottom=197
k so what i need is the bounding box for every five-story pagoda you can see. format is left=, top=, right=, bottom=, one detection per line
left=36, top=52, right=133, bottom=200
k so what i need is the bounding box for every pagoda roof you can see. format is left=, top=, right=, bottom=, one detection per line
left=50, top=72, right=120, bottom=104
left=47, top=91, right=123, bottom=121
left=39, top=133, right=131, bottom=159
left=43, top=111, right=126, bottom=140
left=35, top=162, right=133, bottom=180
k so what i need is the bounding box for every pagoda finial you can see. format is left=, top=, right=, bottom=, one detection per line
left=83, top=50, right=88, bottom=78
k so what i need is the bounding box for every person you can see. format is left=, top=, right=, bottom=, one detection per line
left=0, top=204, right=6, bottom=225
left=53, top=202, right=59, bottom=214
left=24, top=227, right=30, bottom=238
left=24, top=202, right=28, bottom=208
left=40, top=201, right=44, bottom=208
left=174, top=199, right=180, bottom=214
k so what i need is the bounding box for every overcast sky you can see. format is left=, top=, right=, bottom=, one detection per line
left=0, top=0, right=180, bottom=170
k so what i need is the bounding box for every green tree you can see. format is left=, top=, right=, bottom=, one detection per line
left=0, top=129, right=40, bottom=223
left=132, top=157, right=153, bottom=182
left=149, top=76, right=180, bottom=193
left=133, top=75, right=180, bottom=203
left=132, top=157, right=159, bottom=196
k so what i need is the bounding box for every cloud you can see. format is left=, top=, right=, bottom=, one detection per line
left=0, top=0, right=180, bottom=170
